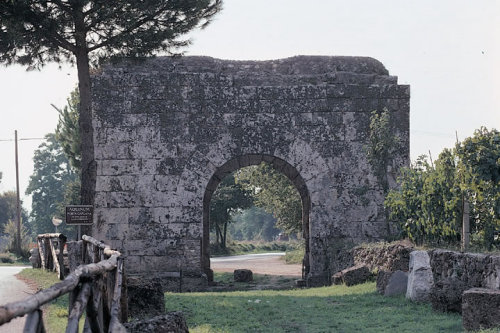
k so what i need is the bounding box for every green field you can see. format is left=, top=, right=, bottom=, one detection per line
left=20, top=268, right=500, bottom=333
left=165, top=281, right=463, bottom=333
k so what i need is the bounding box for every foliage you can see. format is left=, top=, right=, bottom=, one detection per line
left=0, top=0, right=222, bottom=206
left=210, top=240, right=301, bottom=257
left=210, top=173, right=253, bottom=249
left=3, top=219, right=31, bottom=257
left=165, top=282, right=462, bottom=332
left=53, top=88, right=81, bottom=171
left=366, top=109, right=400, bottom=193
left=236, top=163, right=302, bottom=234
left=456, top=127, right=500, bottom=249
left=25, top=134, right=79, bottom=237
left=230, top=206, right=280, bottom=242
left=386, top=127, right=500, bottom=249
left=284, top=244, right=305, bottom=264
left=385, top=152, right=462, bottom=245
left=0, top=190, right=29, bottom=233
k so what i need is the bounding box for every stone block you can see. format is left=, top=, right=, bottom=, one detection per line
left=384, top=270, right=408, bottom=296
left=333, top=264, right=372, bottom=287
left=127, top=277, right=165, bottom=320
left=462, top=288, right=500, bottom=331
left=124, top=312, right=189, bottom=333
left=29, top=248, right=41, bottom=268
left=376, top=270, right=390, bottom=294
left=430, top=277, right=467, bottom=313
left=234, top=269, right=253, bottom=282
left=406, top=250, right=433, bottom=302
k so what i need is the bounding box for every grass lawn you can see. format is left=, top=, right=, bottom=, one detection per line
left=17, top=268, right=83, bottom=332
left=165, top=282, right=463, bottom=333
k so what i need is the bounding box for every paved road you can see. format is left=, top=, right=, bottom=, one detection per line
left=211, top=252, right=301, bottom=276
left=0, top=266, right=31, bottom=333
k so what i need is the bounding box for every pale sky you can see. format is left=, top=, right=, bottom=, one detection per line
left=0, top=0, right=498, bottom=211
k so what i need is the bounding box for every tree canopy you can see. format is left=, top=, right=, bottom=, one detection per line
left=25, top=133, right=79, bottom=236
left=236, top=163, right=302, bottom=234
left=53, top=87, right=80, bottom=171
left=1, top=0, right=222, bottom=209
left=210, top=173, right=253, bottom=249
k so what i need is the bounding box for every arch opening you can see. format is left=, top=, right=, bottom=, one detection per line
left=202, top=154, right=311, bottom=282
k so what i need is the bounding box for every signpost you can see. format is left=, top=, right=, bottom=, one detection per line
left=65, top=205, right=93, bottom=240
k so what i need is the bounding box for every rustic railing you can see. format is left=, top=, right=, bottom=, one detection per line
left=37, top=233, right=67, bottom=280
left=0, top=235, right=127, bottom=332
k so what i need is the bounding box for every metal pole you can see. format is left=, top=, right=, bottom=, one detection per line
left=15, top=130, right=22, bottom=256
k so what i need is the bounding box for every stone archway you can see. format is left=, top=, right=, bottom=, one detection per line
left=201, top=154, right=311, bottom=281
left=91, top=56, right=410, bottom=289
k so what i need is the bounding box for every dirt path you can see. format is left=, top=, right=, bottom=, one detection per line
left=0, top=266, right=32, bottom=332
left=211, top=253, right=302, bottom=277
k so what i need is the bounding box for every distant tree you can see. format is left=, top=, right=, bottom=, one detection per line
left=0, top=191, right=29, bottom=235
left=230, top=206, right=280, bottom=241
left=3, top=219, right=31, bottom=257
left=210, top=173, right=253, bottom=249
left=0, top=0, right=222, bottom=211
left=26, top=134, right=78, bottom=236
left=53, top=88, right=80, bottom=171
left=236, top=163, right=302, bottom=234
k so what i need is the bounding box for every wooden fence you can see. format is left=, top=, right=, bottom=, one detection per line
left=36, top=233, right=67, bottom=280
left=0, top=235, right=127, bottom=332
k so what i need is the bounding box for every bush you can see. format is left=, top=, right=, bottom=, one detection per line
left=0, top=253, right=14, bottom=263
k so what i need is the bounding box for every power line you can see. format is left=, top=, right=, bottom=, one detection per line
left=0, top=137, right=45, bottom=142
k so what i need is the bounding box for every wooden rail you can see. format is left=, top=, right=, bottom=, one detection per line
left=0, top=235, right=127, bottom=332
left=37, top=233, right=67, bottom=280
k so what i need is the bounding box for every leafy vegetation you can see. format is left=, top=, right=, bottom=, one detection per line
left=385, top=127, right=500, bottom=249
left=210, top=174, right=253, bottom=249
left=229, top=206, right=280, bottom=242
left=210, top=240, right=301, bottom=257
left=25, top=134, right=79, bottom=238
left=236, top=163, right=302, bottom=234
left=165, top=282, right=462, bottom=333
left=366, top=109, right=400, bottom=194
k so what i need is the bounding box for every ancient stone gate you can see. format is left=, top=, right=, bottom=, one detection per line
left=91, top=56, right=409, bottom=287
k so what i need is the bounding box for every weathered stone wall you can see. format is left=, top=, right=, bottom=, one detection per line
left=350, top=241, right=414, bottom=272
left=429, top=249, right=500, bottom=290
left=91, top=56, right=410, bottom=287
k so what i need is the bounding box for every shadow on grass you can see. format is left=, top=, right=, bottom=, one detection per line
left=165, top=282, right=462, bottom=333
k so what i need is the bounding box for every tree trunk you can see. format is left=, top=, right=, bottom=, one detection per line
left=74, top=7, right=95, bottom=237
left=222, top=221, right=227, bottom=249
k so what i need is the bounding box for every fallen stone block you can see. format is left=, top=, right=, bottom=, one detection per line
left=334, top=264, right=372, bottom=286
left=384, top=270, right=408, bottom=296
left=124, top=311, right=189, bottom=333
left=376, top=270, right=390, bottom=294
left=234, top=269, right=253, bottom=282
left=331, top=272, right=343, bottom=285
left=430, top=277, right=467, bottom=313
left=462, top=288, right=500, bottom=331
left=406, top=250, right=433, bottom=302
left=29, top=248, right=41, bottom=268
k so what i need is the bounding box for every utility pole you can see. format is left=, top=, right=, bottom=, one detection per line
left=15, top=130, right=22, bottom=256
